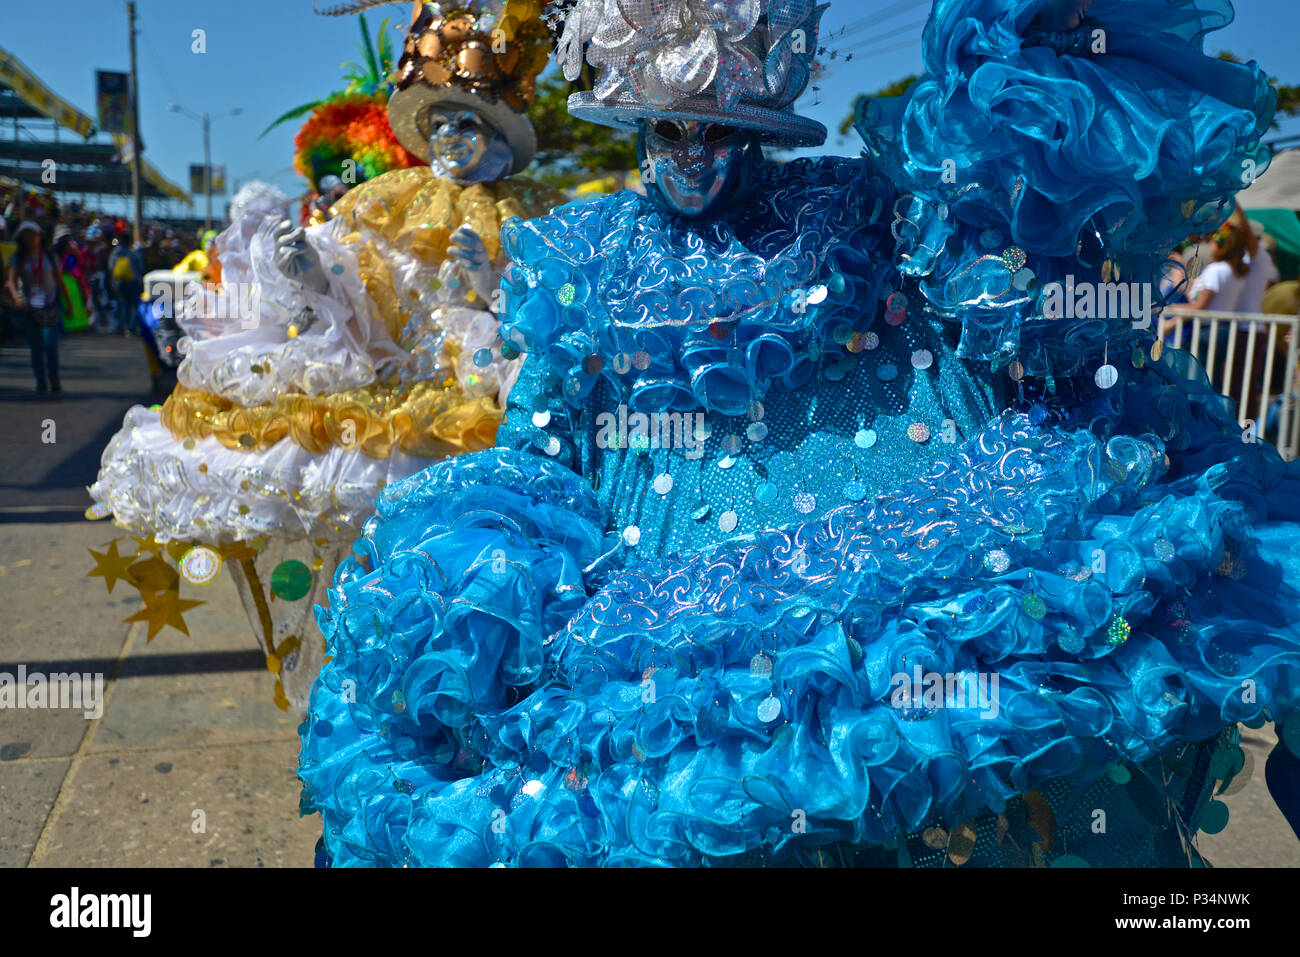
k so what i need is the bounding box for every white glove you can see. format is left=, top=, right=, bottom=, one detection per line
left=271, top=220, right=330, bottom=296
left=447, top=225, right=497, bottom=306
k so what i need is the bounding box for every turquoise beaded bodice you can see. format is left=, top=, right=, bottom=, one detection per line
left=500, top=309, right=1002, bottom=563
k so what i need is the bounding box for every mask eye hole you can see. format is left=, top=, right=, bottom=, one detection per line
left=703, top=124, right=736, bottom=145
left=653, top=120, right=684, bottom=142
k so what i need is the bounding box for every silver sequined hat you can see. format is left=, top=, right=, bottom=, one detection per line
left=556, top=0, right=829, bottom=147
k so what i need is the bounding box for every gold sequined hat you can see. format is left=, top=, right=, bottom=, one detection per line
left=315, top=1, right=552, bottom=172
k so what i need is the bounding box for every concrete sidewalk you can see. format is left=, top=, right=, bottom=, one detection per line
left=0, top=334, right=316, bottom=867
left=0, top=521, right=318, bottom=867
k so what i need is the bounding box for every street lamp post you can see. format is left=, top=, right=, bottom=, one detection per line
left=169, top=104, right=242, bottom=233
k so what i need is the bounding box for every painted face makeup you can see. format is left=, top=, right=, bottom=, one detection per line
left=639, top=119, right=758, bottom=219
left=427, top=108, right=513, bottom=184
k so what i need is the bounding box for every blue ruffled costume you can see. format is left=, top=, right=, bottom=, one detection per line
left=299, top=0, right=1300, bottom=866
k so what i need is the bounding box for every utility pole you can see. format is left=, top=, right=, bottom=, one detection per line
left=203, top=113, right=212, bottom=233
left=170, top=104, right=240, bottom=233
left=127, top=1, right=144, bottom=247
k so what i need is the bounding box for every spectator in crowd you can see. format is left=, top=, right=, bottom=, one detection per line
left=1179, top=209, right=1287, bottom=434
left=4, top=221, right=64, bottom=396
left=1240, top=217, right=1280, bottom=315
left=1187, top=218, right=1251, bottom=312
left=52, top=225, right=93, bottom=329
left=0, top=241, right=18, bottom=342
left=1159, top=243, right=1192, bottom=305
left=1157, top=224, right=1247, bottom=348
left=109, top=237, right=145, bottom=335
left=82, top=224, right=118, bottom=332
left=1261, top=278, right=1299, bottom=317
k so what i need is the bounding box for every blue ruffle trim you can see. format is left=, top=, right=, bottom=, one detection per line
left=497, top=157, right=897, bottom=417
left=299, top=359, right=1300, bottom=865
left=858, top=0, right=1275, bottom=378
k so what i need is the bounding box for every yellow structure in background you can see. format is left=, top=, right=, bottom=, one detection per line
left=0, top=45, right=191, bottom=204
left=574, top=170, right=643, bottom=198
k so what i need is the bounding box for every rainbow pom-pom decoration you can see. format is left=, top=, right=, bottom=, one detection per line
left=294, top=92, right=422, bottom=186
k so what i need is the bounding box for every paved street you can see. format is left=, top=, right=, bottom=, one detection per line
left=0, top=333, right=316, bottom=867
left=0, top=332, right=1294, bottom=867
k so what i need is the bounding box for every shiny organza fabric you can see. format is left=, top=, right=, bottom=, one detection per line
left=868, top=0, right=1274, bottom=380
left=299, top=0, right=1300, bottom=866
left=177, top=187, right=405, bottom=407
left=92, top=405, right=428, bottom=544
left=300, top=349, right=1300, bottom=865
left=498, top=155, right=889, bottom=418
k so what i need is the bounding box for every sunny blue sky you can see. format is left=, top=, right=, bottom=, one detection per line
left=4, top=0, right=1299, bottom=216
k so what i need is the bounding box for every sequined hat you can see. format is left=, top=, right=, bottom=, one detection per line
left=554, top=0, right=829, bottom=147
left=315, top=1, right=552, bottom=172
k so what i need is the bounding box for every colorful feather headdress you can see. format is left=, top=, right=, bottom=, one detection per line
left=264, top=12, right=423, bottom=187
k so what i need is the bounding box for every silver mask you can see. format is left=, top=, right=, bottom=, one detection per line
left=639, top=119, right=757, bottom=220
left=427, top=109, right=513, bottom=184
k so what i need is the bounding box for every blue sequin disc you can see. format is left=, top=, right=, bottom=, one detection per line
left=757, top=696, right=782, bottom=723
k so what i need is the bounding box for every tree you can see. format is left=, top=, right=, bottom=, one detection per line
left=1216, top=51, right=1300, bottom=126
left=839, top=75, right=921, bottom=137
left=529, top=66, right=638, bottom=188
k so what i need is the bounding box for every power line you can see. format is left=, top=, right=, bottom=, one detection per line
left=821, top=20, right=927, bottom=65
left=830, top=0, right=931, bottom=41
left=141, top=29, right=182, bottom=106
left=851, top=34, right=925, bottom=57
left=835, top=0, right=929, bottom=33
left=838, top=17, right=928, bottom=51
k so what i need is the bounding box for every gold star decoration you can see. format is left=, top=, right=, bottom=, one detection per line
left=265, top=634, right=301, bottom=676
left=132, top=534, right=165, bottom=557
left=123, top=587, right=204, bottom=641
left=87, top=540, right=137, bottom=594
left=128, top=557, right=179, bottom=593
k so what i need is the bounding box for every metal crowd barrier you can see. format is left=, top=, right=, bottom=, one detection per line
left=1161, top=307, right=1300, bottom=460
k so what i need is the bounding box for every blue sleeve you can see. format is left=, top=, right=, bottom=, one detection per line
left=858, top=0, right=1275, bottom=382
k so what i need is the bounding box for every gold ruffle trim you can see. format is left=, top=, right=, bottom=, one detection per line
left=331, top=167, right=564, bottom=262
left=160, top=381, right=502, bottom=459
left=158, top=171, right=561, bottom=459
left=330, top=167, right=566, bottom=351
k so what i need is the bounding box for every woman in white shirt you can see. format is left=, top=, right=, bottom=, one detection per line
left=1184, top=214, right=1282, bottom=420
left=1187, top=223, right=1250, bottom=312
